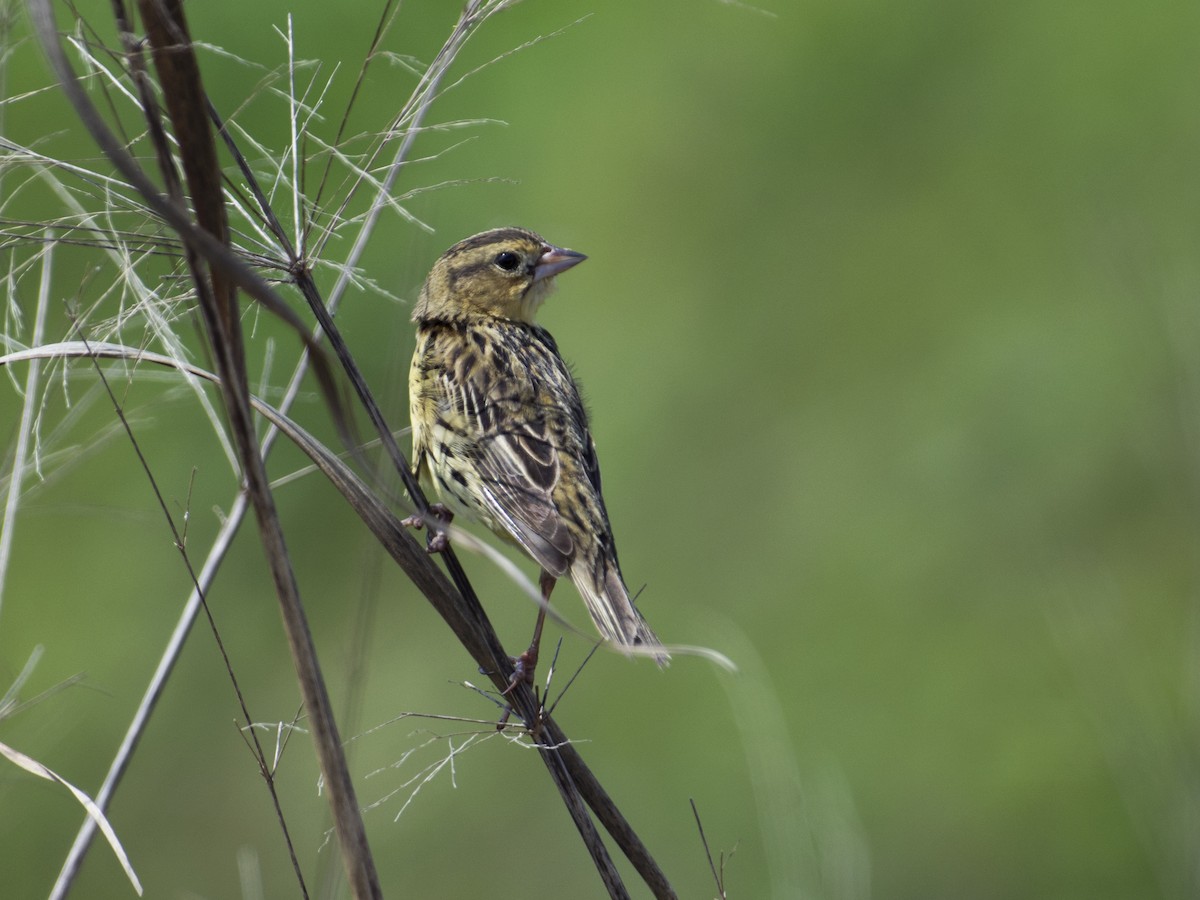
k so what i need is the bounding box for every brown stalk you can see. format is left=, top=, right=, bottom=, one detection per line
left=25, top=1, right=679, bottom=896
left=208, top=27, right=674, bottom=898
left=134, top=1, right=381, bottom=897
left=28, top=0, right=381, bottom=896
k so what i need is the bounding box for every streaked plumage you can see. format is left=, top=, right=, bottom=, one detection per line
left=409, top=227, right=664, bottom=660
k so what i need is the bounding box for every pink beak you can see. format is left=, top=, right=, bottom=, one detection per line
left=532, top=244, right=587, bottom=282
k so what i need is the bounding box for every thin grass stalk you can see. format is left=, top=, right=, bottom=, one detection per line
left=131, top=0, right=380, bottom=895
left=5, top=339, right=680, bottom=900
left=0, top=235, right=49, bottom=621
left=26, top=0, right=349, bottom=433
left=20, top=1, right=682, bottom=894
left=49, top=492, right=250, bottom=899
left=75, top=317, right=315, bottom=895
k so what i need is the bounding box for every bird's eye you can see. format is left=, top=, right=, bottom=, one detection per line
left=493, top=251, right=522, bottom=272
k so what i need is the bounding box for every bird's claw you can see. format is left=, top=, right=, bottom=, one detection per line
left=503, top=647, right=538, bottom=696
left=496, top=650, right=543, bottom=733
left=401, top=504, right=454, bottom=554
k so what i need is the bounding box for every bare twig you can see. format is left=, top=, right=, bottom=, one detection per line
left=691, top=798, right=729, bottom=900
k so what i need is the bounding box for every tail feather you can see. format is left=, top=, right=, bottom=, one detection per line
left=570, top=554, right=669, bottom=666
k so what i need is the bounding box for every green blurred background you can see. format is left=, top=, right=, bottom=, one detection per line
left=3, top=0, right=1199, bottom=896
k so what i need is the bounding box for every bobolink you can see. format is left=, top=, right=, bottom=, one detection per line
left=408, top=227, right=665, bottom=673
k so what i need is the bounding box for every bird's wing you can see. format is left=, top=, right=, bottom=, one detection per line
left=467, top=329, right=587, bottom=576
left=471, top=414, right=576, bottom=577
left=420, top=322, right=588, bottom=577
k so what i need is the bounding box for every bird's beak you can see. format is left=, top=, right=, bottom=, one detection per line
left=532, top=244, right=587, bottom=282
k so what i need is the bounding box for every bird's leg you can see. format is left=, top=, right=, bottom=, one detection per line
left=504, top=570, right=555, bottom=695
left=400, top=503, right=454, bottom=553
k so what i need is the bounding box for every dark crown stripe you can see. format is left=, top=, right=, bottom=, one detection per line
left=444, top=227, right=541, bottom=257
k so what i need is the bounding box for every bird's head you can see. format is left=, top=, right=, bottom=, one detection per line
left=413, top=227, right=586, bottom=324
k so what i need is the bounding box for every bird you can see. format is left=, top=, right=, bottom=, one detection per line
left=407, top=226, right=666, bottom=684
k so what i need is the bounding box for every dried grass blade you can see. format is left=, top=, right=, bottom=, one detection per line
left=0, top=740, right=143, bottom=895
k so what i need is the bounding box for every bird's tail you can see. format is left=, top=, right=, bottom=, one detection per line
left=570, top=553, right=669, bottom=666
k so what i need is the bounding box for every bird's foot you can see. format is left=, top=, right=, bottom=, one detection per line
left=401, top=503, right=454, bottom=553
left=494, top=645, right=541, bottom=731
left=495, top=592, right=550, bottom=733
left=503, top=645, right=538, bottom=696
